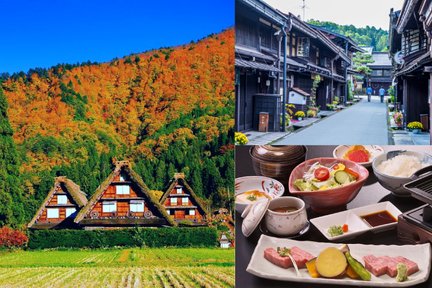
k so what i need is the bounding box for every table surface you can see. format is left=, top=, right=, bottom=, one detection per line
left=235, top=145, right=432, bottom=288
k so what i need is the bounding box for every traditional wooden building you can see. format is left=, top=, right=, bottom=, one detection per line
left=74, top=161, right=174, bottom=229
left=235, top=0, right=283, bottom=132
left=160, top=173, right=208, bottom=225
left=389, top=1, right=431, bottom=136
left=366, top=51, right=393, bottom=95
left=28, top=176, right=87, bottom=229
left=235, top=0, right=354, bottom=132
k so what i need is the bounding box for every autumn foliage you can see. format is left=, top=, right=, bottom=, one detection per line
left=0, top=29, right=235, bottom=226
left=0, top=226, right=28, bottom=248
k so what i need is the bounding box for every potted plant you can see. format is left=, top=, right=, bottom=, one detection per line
left=407, top=121, right=423, bottom=134
left=393, top=111, right=403, bottom=127
left=307, top=109, right=317, bottom=118
left=235, top=132, right=249, bottom=145
left=294, top=111, right=305, bottom=121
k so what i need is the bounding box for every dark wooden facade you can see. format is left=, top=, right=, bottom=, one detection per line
left=28, top=177, right=87, bottom=229
left=389, top=0, right=431, bottom=137
left=367, top=52, right=393, bottom=95
left=160, top=173, right=208, bottom=225
left=74, top=161, right=174, bottom=228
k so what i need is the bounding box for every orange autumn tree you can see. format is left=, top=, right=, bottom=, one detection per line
left=0, top=29, right=235, bottom=226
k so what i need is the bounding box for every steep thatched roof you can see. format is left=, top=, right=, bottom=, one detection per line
left=28, top=176, right=88, bottom=228
left=160, top=173, right=209, bottom=216
left=74, top=161, right=175, bottom=226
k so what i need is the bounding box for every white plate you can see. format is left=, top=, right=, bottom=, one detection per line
left=310, top=202, right=402, bottom=241
left=333, top=145, right=384, bottom=167
left=235, top=176, right=285, bottom=213
left=247, top=235, right=431, bottom=287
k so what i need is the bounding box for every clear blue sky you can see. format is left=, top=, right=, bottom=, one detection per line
left=0, top=0, right=234, bottom=74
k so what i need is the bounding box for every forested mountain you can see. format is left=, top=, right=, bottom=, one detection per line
left=0, top=29, right=234, bottom=227
left=308, top=20, right=389, bottom=51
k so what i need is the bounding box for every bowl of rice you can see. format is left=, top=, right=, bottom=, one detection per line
left=372, top=150, right=432, bottom=197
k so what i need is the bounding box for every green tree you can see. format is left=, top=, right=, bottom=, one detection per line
left=0, top=86, right=24, bottom=226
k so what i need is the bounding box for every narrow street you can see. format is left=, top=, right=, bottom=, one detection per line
left=274, top=96, right=389, bottom=145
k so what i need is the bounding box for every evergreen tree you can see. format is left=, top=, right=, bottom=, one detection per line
left=0, top=86, right=24, bottom=226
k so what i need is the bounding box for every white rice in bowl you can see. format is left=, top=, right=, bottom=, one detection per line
left=377, top=155, right=427, bottom=177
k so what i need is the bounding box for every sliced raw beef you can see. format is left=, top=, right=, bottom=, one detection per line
left=363, top=255, right=388, bottom=276
left=264, top=248, right=293, bottom=268
left=393, top=256, right=419, bottom=276
left=381, top=256, right=401, bottom=277
left=290, top=246, right=315, bottom=268
left=363, top=255, right=419, bottom=277
left=264, top=247, right=315, bottom=269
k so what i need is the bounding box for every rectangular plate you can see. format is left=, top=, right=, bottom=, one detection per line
left=246, top=235, right=431, bottom=287
left=310, top=202, right=402, bottom=241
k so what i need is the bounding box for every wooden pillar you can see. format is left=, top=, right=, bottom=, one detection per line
left=426, top=66, right=432, bottom=144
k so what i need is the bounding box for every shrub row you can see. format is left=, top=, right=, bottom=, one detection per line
left=28, top=227, right=218, bottom=249
left=0, top=227, right=28, bottom=248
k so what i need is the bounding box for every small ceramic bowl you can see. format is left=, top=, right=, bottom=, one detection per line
left=264, top=196, right=308, bottom=236
left=333, top=145, right=384, bottom=167
left=235, top=176, right=284, bottom=213
left=372, top=150, right=432, bottom=197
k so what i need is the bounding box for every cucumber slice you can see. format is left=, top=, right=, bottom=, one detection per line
left=334, top=170, right=350, bottom=184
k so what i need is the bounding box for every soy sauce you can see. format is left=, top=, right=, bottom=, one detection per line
left=361, top=210, right=397, bottom=227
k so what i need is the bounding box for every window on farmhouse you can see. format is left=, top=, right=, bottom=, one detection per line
left=116, top=185, right=130, bottom=195
left=182, top=197, right=188, bottom=205
left=297, top=37, right=310, bottom=57
left=130, top=200, right=144, bottom=212
left=189, top=209, right=195, bottom=216
left=57, top=195, right=67, bottom=205
left=102, top=201, right=117, bottom=213
left=47, top=208, right=59, bottom=218
left=176, top=186, right=182, bottom=194
left=66, top=208, right=76, bottom=217
left=119, top=173, right=126, bottom=181
left=402, top=29, right=427, bottom=56
left=170, top=197, right=178, bottom=205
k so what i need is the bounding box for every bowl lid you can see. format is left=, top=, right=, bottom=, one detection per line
left=241, top=198, right=270, bottom=237
left=250, top=145, right=306, bottom=163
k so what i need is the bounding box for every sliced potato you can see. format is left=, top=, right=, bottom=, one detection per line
left=315, top=247, right=347, bottom=278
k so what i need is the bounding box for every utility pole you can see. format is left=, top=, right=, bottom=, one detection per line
left=301, top=0, right=306, bottom=20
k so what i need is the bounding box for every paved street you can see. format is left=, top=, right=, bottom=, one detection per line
left=274, top=96, right=389, bottom=145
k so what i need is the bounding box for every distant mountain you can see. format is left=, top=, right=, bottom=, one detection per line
left=308, top=20, right=389, bottom=52
left=0, top=29, right=235, bottom=227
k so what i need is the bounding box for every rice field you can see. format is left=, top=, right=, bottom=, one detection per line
left=0, top=248, right=234, bottom=288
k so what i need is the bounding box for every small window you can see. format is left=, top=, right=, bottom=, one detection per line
left=170, top=197, right=177, bottom=205
left=166, top=209, right=170, bottom=215
left=103, top=201, right=117, bottom=213
left=119, top=174, right=125, bottom=181
left=297, top=37, right=310, bottom=57
left=116, top=185, right=130, bottom=195
left=176, top=187, right=182, bottom=194
left=66, top=208, right=76, bottom=217
left=182, top=197, right=188, bottom=205
left=57, top=195, right=67, bottom=205
left=47, top=208, right=59, bottom=218
left=130, top=200, right=144, bottom=212
left=189, top=209, right=195, bottom=216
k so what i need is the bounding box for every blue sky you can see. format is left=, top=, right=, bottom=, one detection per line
left=0, top=0, right=234, bottom=74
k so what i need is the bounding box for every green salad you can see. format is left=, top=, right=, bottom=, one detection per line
left=294, top=162, right=359, bottom=191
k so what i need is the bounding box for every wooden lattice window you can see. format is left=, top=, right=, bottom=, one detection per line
left=297, top=37, right=310, bottom=57
left=402, top=29, right=427, bottom=56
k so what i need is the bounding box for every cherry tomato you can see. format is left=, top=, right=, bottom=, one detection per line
left=314, top=167, right=330, bottom=181
left=342, top=224, right=349, bottom=233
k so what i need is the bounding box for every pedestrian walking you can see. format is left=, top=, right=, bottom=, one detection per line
left=379, top=86, right=385, bottom=103
left=366, top=86, right=372, bottom=102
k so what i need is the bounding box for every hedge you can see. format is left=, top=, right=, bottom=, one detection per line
left=28, top=227, right=218, bottom=249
